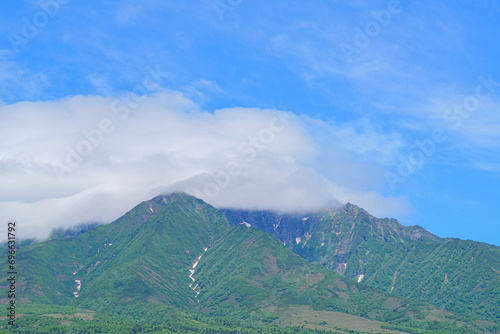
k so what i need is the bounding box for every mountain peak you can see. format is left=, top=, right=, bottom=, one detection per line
left=141, top=192, right=213, bottom=216
left=5, top=192, right=499, bottom=333
left=150, top=191, right=198, bottom=205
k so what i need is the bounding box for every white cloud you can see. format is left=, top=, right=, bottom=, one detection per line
left=0, top=91, right=409, bottom=242
left=401, top=86, right=500, bottom=169
left=457, top=99, right=500, bottom=148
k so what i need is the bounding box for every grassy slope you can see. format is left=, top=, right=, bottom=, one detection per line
left=1, top=193, right=229, bottom=309
left=1, top=193, right=498, bottom=333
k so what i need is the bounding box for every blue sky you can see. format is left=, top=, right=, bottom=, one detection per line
left=1, top=0, right=499, bottom=245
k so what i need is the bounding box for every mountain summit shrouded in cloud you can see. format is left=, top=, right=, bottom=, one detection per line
left=4, top=192, right=498, bottom=332
left=1, top=1, right=499, bottom=245
left=0, top=91, right=408, bottom=242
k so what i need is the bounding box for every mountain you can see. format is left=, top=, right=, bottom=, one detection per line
left=222, top=203, right=500, bottom=323
left=1, top=193, right=498, bottom=333
left=12, top=193, right=229, bottom=310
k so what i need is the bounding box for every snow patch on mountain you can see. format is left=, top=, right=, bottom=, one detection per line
left=273, top=218, right=281, bottom=231
left=73, top=279, right=82, bottom=298
left=390, top=270, right=398, bottom=293
left=188, top=248, right=208, bottom=297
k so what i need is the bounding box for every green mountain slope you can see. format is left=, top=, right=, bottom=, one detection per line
left=1, top=193, right=498, bottom=333
left=9, top=193, right=229, bottom=311
left=192, top=224, right=496, bottom=333
left=222, top=203, right=500, bottom=324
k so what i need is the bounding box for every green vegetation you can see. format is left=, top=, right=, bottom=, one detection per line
left=223, top=203, right=500, bottom=324
left=0, top=304, right=338, bottom=333
left=1, top=193, right=498, bottom=333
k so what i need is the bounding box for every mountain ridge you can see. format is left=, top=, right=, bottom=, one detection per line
left=2, top=192, right=498, bottom=333
left=221, top=199, right=500, bottom=323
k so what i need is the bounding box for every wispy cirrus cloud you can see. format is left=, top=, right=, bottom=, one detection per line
left=0, top=55, right=49, bottom=102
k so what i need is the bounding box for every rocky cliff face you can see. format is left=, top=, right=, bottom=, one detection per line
left=222, top=203, right=500, bottom=322
left=222, top=203, right=439, bottom=274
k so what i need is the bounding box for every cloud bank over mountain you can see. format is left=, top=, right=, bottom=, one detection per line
left=0, top=91, right=409, bottom=241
